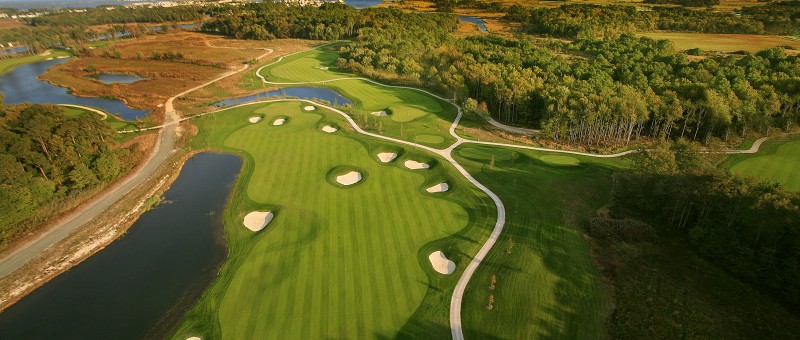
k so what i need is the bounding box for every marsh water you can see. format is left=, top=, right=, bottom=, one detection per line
left=0, top=58, right=149, bottom=119
left=0, top=153, right=240, bottom=340
left=214, top=86, right=353, bottom=107
left=89, top=73, right=146, bottom=84
left=457, top=16, right=488, bottom=32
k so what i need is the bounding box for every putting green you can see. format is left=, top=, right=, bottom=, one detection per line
left=176, top=102, right=493, bottom=339
left=540, top=155, right=580, bottom=166
left=729, top=139, right=800, bottom=192
left=388, top=105, right=428, bottom=122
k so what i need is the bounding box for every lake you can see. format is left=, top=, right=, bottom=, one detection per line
left=0, top=58, right=149, bottom=120
left=214, top=86, right=353, bottom=107
left=0, top=153, right=241, bottom=340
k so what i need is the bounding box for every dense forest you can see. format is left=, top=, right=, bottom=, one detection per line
left=612, top=142, right=800, bottom=312
left=200, top=3, right=800, bottom=148
left=0, top=104, right=133, bottom=249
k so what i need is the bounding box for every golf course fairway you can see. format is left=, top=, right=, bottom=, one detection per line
left=174, top=101, right=494, bottom=338
left=728, top=138, right=800, bottom=192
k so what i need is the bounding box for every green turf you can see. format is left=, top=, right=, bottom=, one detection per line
left=447, top=145, right=624, bottom=338
left=540, top=154, right=580, bottom=166
left=256, top=46, right=457, bottom=149
left=727, top=138, right=800, bottom=192
left=173, top=102, right=495, bottom=339
left=60, top=105, right=142, bottom=132
left=265, top=43, right=353, bottom=83
left=0, top=49, right=71, bottom=75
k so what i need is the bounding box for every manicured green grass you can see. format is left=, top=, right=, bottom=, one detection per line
left=728, top=138, right=800, bottom=192
left=447, top=145, right=626, bottom=338
left=265, top=43, right=353, bottom=83
left=256, top=47, right=458, bottom=149
left=0, top=49, right=71, bottom=75
left=173, top=102, right=495, bottom=339
left=61, top=105, right=141, bottom=132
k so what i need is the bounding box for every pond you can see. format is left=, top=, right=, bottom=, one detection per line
left=89, top=73, right=146, bottom=84
left=0, top=58, right=149, bottom=120
left=213, top=86, right=353, bottom=107
left=457, top=16, right=488, bottom=33
left=0, top=153, right=241, bottom=340
left=343, top=0, right=384, bottom=8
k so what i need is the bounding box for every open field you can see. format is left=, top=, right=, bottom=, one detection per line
left=256, top=46, right=459, bottom=149
left=0, top=18, right=25, bottom=30
left=451, top=145, right=621, bottom=338
left=0, top=49, right=71, bottom=75
left=727, top=137, right=800, bottom=192
left=173, top=101, right=495, bottom=339
left=639, top=32, right=800, bottom=53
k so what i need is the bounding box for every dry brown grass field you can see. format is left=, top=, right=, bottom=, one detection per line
left=640, top=32, right=800, bottom=53
left=0, top=18, right=25, bottom=30
left=39, top=32, right=277, bottom=121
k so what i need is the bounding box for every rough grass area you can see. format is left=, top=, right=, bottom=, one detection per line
left=639, top=32, right=800, bottom=53
left=257, top=46, right=458, bottom=149
left=727, top=137, right=800, bottom=192
left=448, top=145, right=623, bottom=338
left=172, top=101, right=494, bottom=339
left=596, top=237, right=800, bottom=339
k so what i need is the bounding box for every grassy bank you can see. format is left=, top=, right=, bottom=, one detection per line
left=0, top=49, right=71, bottom=75
left=727, top=137, right=800, bottom=192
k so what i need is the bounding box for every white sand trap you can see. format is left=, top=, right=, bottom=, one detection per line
left=46, top=57, right=53, bottom=60
left=273, top=118, right=286, bottom=126
left=371, top=110, right=388, bottom=117
left=56, top=55, right=68, bottom=59
left=428, top=251, right=456, bottom=275
left=336, top=171, right=362, bottom=186
left=186, top=337, right=201, bottom=340
left=248, top=116, right=262, bottom=123
left=426, top=183, right=449, bottom=193
left=377, top=152, right=397, bottom=163
left=243, top=211, right=273, bottom=232
left=321, top=125, right=337, bottom=133
left=404, top=160, right=430, bottom=170
left=304, top=106, right=316, bottom=111
left=317, top=66, right=329, bottom=70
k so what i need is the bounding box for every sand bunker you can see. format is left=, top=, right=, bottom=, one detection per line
left=426, top=183, right=449, bottom=193
left=186, top=337, right=201, bottom=340
left=404, top=160, right=430, bottom=170
left=377, top=152, right=397, bottom=163
left=304, top=106, right=316, bottom=111
left=336, top=171, right=362, bottom=186
left=429, top=251, right=456, bottom=275
left=273, top=118, right=286, bottom=126
left=243, top=211, right=273, bottom=232
left=321, top=125, right=337, bottom=133
left=371, top=111, right=388, bottom=117
left=248, top=116, right=262, bottom=123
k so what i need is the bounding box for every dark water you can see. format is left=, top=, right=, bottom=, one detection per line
left=1, top=46, right=29, bottom=56
left=343, top=0, right=383, bottom=8
left=0, top=153, right=240, bottom=340
left=89, top=73, right=145, bottom=84
left=0, top=58, right=149, bottom=119
left=457, top=16, right=488, bottom=32
left=214, top=86, right=353, bottom=107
